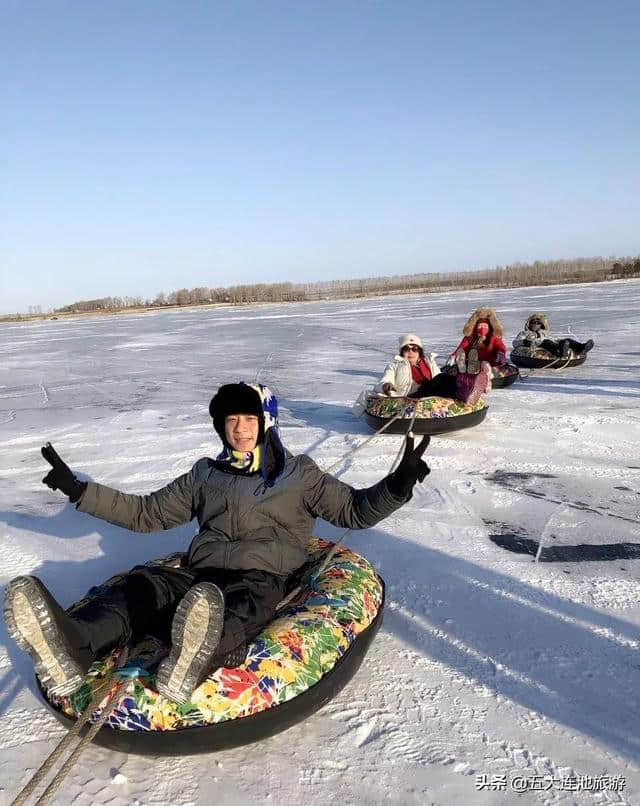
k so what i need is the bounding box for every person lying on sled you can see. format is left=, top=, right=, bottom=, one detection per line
left=512, top=313, right=594, bottom=359
left=376, top=333, right=490, bottom=405
left=448, top=308, right=508, bottom=372
left=4, top=382, right=429, bottom=705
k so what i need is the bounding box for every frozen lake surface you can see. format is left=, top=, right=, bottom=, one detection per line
left=1, top=279, right=639, bottom=804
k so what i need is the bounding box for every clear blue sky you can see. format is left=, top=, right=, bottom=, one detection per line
left=2, top=0, right=639, bottom=313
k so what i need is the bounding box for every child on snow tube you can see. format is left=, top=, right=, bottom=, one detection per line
left=376, top=333, right=491, bottom=405
left=447, top=308, right=508, bottom=373
left=512, top=313, right=594, bottom=359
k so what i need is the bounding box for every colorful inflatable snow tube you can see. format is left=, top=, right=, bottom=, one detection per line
left=510, top=347, right=587, bottom=369
left=38, top=539, right=384, bottom=755
left=489, top=363, right=520, bottom=388
left=363, top=394, right=488, bottom=435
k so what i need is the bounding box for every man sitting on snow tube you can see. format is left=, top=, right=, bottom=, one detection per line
left=512, top=313, right=594, bottom=360
left=376, top=332, right=491, bottom=405
left=4, top=383, right=429, bottom=706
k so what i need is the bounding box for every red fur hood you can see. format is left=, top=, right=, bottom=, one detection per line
left=462, top=308, right=504, bottom=338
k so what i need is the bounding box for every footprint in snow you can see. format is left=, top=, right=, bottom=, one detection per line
left=450, top=479, right=477, bottom=495
left=354, top=718, right=379, bottom=748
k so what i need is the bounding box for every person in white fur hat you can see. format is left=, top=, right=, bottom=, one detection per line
left=376, top=333, right=490, bottom=404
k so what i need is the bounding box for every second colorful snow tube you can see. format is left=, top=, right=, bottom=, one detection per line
left=363, top=394, right=488, bottom=435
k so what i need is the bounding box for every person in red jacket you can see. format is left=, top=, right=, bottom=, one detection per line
left=449, top=308, right=508, bottom=373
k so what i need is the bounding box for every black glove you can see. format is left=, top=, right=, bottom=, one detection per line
left=41, top=443, right=87, bottom=503
left=387, top=434, right=431, bottom=498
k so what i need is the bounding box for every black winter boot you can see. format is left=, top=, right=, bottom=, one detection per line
left=4, top=576, right=94, bottom=696
left=579, top=339, right=594, bottom=356
left=155, top=582, right=225, bottom=704
left=467, top=348, right=480, bottom=374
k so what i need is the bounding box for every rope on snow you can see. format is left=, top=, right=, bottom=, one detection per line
left=518, top=354, right=574, bottom=379
left=11, top=652, right=130, bottom=806
left=323, top=409, right=406, bottom=475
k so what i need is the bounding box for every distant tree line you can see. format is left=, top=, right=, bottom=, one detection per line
left=52, top=282, right=306, bottom=314
left=4, top=255, right=638, bottom=320
left=50, top=256, right=640, bottom=315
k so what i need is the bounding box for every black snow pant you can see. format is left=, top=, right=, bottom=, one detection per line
left=539, top=338, right=587, bottom=357
left=66, top=564, right=287, bottom=664
left=408, top=373, right=458, bottom=399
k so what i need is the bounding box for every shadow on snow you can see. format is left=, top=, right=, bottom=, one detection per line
left=321, top=523, right=640, bottom=763
left=282, top=399, right=369, bottom=437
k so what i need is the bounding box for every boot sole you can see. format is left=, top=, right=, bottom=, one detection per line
left=4, top=577, right=84, bottom=697
left=156, top=583, right=224, bottom=705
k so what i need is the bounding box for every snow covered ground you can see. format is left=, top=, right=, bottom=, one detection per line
left=1, top=279, right=639, bottom=805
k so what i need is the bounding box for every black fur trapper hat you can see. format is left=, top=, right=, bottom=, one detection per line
left=209, top=383, right=264, bottom=443
left=208, top=382, right=286, bottom=487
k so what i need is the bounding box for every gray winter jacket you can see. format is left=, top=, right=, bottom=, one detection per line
left=512, top=312, right=551, bottom=351
left=512, top=328, right=549, bottom=350
left=77, top=454, right=407, bottom=576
